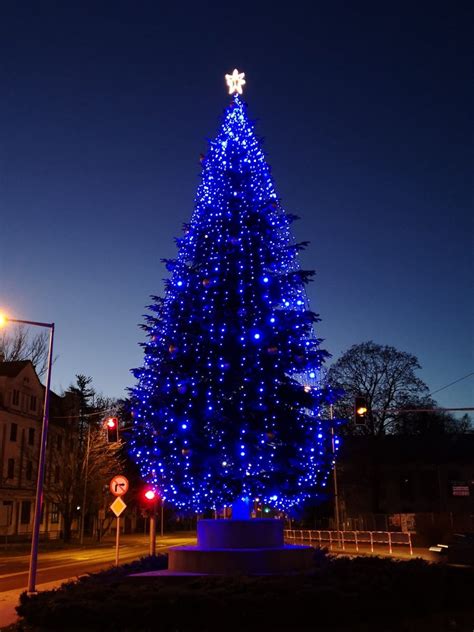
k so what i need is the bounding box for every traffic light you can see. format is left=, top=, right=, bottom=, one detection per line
left=144, top=489, right=156, bottom=502
left=354, top=396, right=369, bottom=425
left=142, top=488, right=158, bottom=516
left=106, top=417, right=119, bottom=442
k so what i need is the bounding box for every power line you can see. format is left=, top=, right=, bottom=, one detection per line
left=51, top=407, right=118, bottom=420
left=428, top=371, right=474, bottom=397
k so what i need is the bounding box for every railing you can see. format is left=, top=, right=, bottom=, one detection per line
left=284, top=529, right=413, bottom=556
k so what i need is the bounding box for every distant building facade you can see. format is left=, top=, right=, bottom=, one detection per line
left=0, top=359, right=78, bottom=540
left=336, top=434, right=474, bottom=538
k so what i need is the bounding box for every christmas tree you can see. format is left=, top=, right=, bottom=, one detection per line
left=130, top=70, right=338, bottom=513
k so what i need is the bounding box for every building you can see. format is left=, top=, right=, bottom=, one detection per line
left=0, top=359, right=78, bottom=541
left=336, top=434, right=474, bottom=540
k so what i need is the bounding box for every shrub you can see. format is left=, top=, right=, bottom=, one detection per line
left=15, top=554, right=474, bottom=631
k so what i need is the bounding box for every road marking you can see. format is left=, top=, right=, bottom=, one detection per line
left=0, top=540, right=196, bottom=582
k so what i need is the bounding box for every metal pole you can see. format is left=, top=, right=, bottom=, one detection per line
left=27, top=323, right=54, bottom=594
left=150, top=501, right=156, bottom=556
left=79, top=423, right=91, bottom=545
left=160, top=499, right=164, bottom=537
left=330, top=404, right=341, bottom=533
left=115, top=516, right=120, bottom=566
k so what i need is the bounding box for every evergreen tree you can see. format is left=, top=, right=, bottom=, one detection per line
left=131, top=77, right=337, bottom=513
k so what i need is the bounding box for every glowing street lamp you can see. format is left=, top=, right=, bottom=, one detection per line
left=0, top=312, right=55, bottom=594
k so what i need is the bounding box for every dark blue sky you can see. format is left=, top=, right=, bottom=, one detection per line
left=1, top=2, right=472, bottom=409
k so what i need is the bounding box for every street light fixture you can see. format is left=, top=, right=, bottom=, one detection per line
left=0, top=312, right=55, bottom=594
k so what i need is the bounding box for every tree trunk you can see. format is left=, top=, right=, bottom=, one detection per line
left=62, top=513, right=73, bottom=542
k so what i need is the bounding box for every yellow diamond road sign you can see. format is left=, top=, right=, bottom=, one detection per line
left=110, top=496, right=127, bottom=517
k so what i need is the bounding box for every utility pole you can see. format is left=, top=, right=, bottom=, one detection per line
left=330, top=404, right=341, bottom=533
left=160, top=498, right=164, bottom=537
left=79, top=423, right=91, bottom=545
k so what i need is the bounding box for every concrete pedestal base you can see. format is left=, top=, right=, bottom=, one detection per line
left=168, top=519, right=313, bottom=575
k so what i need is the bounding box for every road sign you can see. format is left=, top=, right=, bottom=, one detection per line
left=452, top=485, right=470, bottom=497
left=110, top=497, right=127, bottom=567
left=110, top=497, right=127, bottom=517
left=110, top=475, right=129, bottom=497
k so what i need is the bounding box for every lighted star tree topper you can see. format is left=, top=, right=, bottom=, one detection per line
left=130, top=70, right=339, bottom=513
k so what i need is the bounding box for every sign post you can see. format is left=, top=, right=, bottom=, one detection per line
left=115, top=515, right=121, bottom=566
left=144, top=489, right=157, bottom=556
left=150, top=507, right=156, bottom=556
left=110, top=497, right=127, bottom=565
left=109, top=476, right=129, bottom=566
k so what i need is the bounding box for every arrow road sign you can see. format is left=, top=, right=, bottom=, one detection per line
left=110, top=475, right=129, bottom=497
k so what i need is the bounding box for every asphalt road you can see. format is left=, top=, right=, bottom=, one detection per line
left=0, top=532, right=434, bottom=594
left=0, top=533, right=196, bottom=593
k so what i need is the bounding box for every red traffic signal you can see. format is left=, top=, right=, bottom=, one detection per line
left=144, top=489, right=156, bottom=501
left=105, top=417, right=119, bottom=442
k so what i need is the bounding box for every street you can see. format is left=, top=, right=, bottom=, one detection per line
left=0, top=532, right=196, bottom=593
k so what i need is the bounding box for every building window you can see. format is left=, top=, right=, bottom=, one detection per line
left=20, top=501, right=31, bottom=525
left=54, top=465, right=60, bottom=483
left=12, top=390, right=20, bottom=406
left=57, top=435, right=63, bottom=451
left=10, top=423, right=18, bottom=442
left=50, top=503, right=60, bottom=524
left=30, top=396, right=37, bottom=411
left=28, top=428, right=35, bottom=446
left=26, top=461, right=33, bottom=481
left=7, top=458, right=15, bottom=479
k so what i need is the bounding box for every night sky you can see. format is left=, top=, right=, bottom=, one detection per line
left=1, top=2, right=472, bottom=410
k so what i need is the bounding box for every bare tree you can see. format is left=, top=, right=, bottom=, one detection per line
left=327, top=341, right=431, bottom=436
left=0, top=324, right=50, bottom=377
left=45, top=420, right=123, bottom=542
left=44, top=376, right=124, bottom=542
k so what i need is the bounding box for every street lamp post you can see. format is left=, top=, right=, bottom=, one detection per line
left=0, top=314, right=55, bottom=594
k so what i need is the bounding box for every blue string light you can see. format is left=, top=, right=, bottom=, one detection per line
left=130, top=93, right=338, bottom=513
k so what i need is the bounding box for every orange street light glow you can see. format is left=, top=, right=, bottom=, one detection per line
left=0, top=313, right=8, bottom=327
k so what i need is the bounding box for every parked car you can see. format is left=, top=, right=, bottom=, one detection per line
left=429, top=532, right=474, bottom=565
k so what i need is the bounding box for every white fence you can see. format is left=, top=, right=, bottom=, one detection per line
left=284, top=529, right=413, bottom=556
